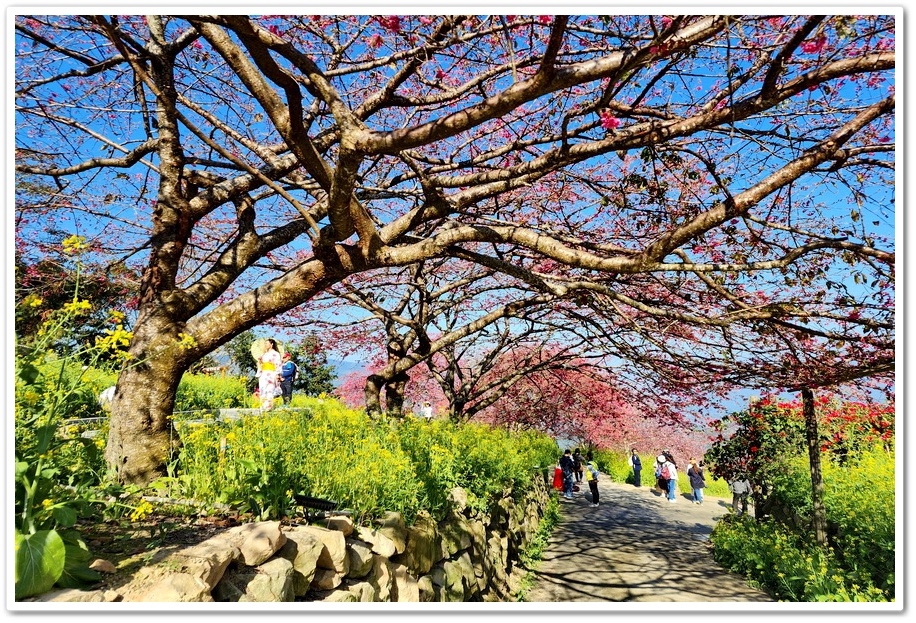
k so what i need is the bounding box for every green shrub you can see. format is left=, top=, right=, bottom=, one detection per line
left=712, top=516, right=888, bottom=602
left=174, top=373, right=250, bottom=412
left=592, top=449, right=632, bottom=483
left=172, top=398, right=419, bottom=524
left=13, top=257, right=134, bottom=600
left=710, top=443, right=895, bottom=601
left=170, top=398, right=558, bottom=526
left=821, top=445, right=895, bottom=595
left=397, top=419, right=558, bottom=520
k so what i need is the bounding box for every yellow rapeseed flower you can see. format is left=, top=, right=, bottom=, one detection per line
left=20, top=294, right=43, bottom=308
left=130, top=500, right=154, bottom=522
left=61, top=235, right=88, bottom=254
left=95, top=325, right=133, bottom=351
left=62, top=299, right=93, bottom=315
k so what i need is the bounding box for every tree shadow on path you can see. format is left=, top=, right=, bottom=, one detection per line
left=522, top=479, right=772, bottom=603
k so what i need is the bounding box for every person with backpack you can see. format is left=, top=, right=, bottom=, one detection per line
left=658, top=454, right=678, bottom=502
left=584, top=452, right=600, bottom=507
left=655, top=455, right=667, bottom=493
left=572, top=448, right=584, bottom=483
left=279, top=352, right=299, bottom=404
left=729, top=477, right=752, bottom=515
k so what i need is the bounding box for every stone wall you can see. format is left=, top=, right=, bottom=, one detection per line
left=34, top=472, right=552, bottom=603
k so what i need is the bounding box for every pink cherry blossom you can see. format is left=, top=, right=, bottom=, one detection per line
left=600, top=111, right=621, bottom=130
left=800, top=35, right=826, bottom=54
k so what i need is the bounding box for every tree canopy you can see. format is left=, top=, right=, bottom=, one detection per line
left=14, top=14, right=895, bottom=484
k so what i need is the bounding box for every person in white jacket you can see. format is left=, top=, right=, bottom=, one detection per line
left=661, top=456, right=678, bottom=503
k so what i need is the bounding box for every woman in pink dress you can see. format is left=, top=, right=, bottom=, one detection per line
left=256, top=339, right=282, bottom=410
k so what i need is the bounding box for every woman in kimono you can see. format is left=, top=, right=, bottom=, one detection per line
left=256, top=338, right=283, bottom=410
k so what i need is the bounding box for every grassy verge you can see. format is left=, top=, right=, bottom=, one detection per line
left=514, top=493, right=562, bottom=601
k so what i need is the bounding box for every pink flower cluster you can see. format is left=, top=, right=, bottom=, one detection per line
left=377, top=16, right=402, bottom=33
left=600, top=111, right=621, bottom=130
left=800, top=35, right=827, bottom=54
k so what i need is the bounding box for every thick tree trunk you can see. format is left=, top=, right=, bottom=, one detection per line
left=365, top=375, right=384, bottom=414
left=384, top=373, right=408, bottom=416
left=449, top=396, right=467, bottom=422
left=364, top=338, right=411, bottom=416
left=363, top=373, right=409, bottom=416
left=105, top=321, right=186, bottom=485
left=802, top=387, right=828, bottom=547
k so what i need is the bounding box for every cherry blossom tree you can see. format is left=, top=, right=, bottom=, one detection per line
left=309, top=257, right=582, bottom=415
left=471, top=352, right=714, bottom=460
left=15, top=14, right=895, bottom=484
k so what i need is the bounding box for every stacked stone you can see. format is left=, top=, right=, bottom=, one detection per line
left=30, top=474, right=551, bottom=603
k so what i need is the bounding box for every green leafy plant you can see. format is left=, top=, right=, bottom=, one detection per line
left=13, top=238, right=139, bottom=599
left=710, top=444, right=894, bottom=601
left=516, top=493, right=561, bottom=601
left=173, top=373, right=250, bottom=412
left=169, top=396, right=558, bottom=526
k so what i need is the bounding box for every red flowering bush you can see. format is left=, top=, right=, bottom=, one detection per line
left=706, top=394, right=895, bottom=601
left=704, top=394, right=894, bottom=485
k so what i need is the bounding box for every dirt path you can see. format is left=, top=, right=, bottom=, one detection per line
left=522, top=478, right=773, bottom=602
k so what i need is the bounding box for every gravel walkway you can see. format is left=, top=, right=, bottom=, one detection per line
left=522, top=478, right=773, bottom=603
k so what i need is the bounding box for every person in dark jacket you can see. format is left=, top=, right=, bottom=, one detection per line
left=559, top=449, right=575, bottom=499
left=572, top=448, right=584, bottom=483
left=629, top=448, right=642, bottom=487
left=686, top=458, right=706, bottom=504
left=584, top=452, right=600, bottom=507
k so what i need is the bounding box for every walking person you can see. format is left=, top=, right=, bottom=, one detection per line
left=661, top=450, right=679, bottom=502
left=729, top=477, right=752, bottom=515
left=584, top=452, right=600, bottom=507
left=572, top=448, right=584, bottom=483
left=657, top=453, right=678, bottom=502
left=655, top=454, right=667, bottom=495
left=279, top=351, right=299, bottom=405
left=255, top=338, right=282, bottom=411
left=629, top=448, right=642, bottom=487
left=559, top=449, right=575, bottom=499
left=687, top=458, right=706, bottom=504
left=662, top=449, right=677, bottom=468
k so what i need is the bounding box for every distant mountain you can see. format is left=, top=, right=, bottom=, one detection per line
left=328, top=359, right=366, bottom=386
